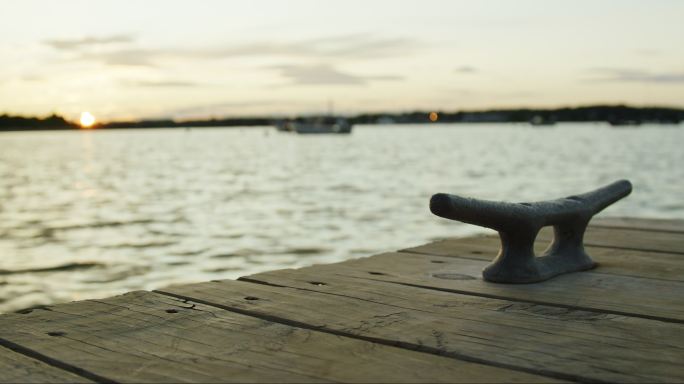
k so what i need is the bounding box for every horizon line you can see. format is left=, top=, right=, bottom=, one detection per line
left=3, top=102, right=684, bottom=125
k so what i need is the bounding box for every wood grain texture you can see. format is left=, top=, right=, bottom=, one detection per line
left=160, top=275, right=684, bottom=383
left=592, top=217, right=684, bottom=233
left=1, top=217, right=681, bottom=383
left=0, top=291, right=548, bottom=383
left=403, top=235, right=684, bottom=281
left=537, top=226, right=684, bottom=254
left=282, top=251, right=684, bottom=322
left=0, top=348, right=90, bottom=383
left=410, top=223, right=684, bottom=256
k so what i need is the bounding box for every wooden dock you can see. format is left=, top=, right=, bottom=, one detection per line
left=1, top=217, right=682, bottom=383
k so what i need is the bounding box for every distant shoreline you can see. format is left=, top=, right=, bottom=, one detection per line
left=1, top=105, right=682, bottom=132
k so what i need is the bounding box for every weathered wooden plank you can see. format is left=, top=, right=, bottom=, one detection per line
left=0, top=291, right=551, bottom=383
left=283, top=251, right=684, bottom=322
left=0, top=347, right=90, bottom=383
left=537, top=226, right=684, bottom=254
left=403, top=235, right=684, bottom=281
left=412, top=224, right=684, bottom=256
left=160, top=276, right=684, bottom=383
left=592, top=217, right=684, bottom=233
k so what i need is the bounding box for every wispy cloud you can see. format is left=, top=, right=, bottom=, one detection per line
left=44, top=35, right=134, bottom=50
left=166, top=100, right=290, bottom=119
left=497, top=90, right=539, bottom=98
left=77, top=49, right=161, bottom=67
left=45, top=35, right=159, bottom=67
left=212, top=34, right=417, bottom=60
left=45, top=33, right=418, bottom=67
left=455, top=65, right=478, bottom=74
left=270, top=63, right=402, bottom=86
left=587, top=68, right=684, bottom=84
left=633, top=49, right=661, bottom=56
left=441, top=88, right=476, bottom=96
left=21, top=74, right=44, bottom=82
left=122, top=80, right=200, bottom=88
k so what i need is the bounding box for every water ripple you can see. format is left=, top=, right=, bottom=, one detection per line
left=0, top=124, right=682, bottom=312
left=0, top=262, right=103, bottom=275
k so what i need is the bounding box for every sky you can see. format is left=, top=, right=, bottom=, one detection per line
left=0, top=0, right=683, bottom=122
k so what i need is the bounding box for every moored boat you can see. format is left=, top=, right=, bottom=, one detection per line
left=529, top=115, right=556, bottom=127
left=608, top=119, right=641, bottom=127
left=276, top=116, right=353, bottom=134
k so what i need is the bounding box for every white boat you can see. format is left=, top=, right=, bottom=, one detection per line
left=293, top=117, right=352, bottom=134
left=529, top=115, right=556, bottom=127
left=277, top=117, right=353, bottom=134
left=276, top=100, right=352, bottom=134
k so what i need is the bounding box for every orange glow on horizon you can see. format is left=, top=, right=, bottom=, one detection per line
left=429, top=112, right=439, bottom=122
left=80, top=112, right=96, bottom=128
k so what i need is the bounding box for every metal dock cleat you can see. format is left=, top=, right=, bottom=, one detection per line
left=430, top=180, right=633, bottom=283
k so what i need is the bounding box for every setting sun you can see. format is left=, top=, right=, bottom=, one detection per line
left=80, top=111, right=96, bottom=128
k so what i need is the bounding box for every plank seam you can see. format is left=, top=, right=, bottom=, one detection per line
left=415, top=234, right=684, bottom=255
left=398, top=249, right=488, bottom=262
left=241, top=273, right=684, bottom=324
left=0, top=337, right=115, bottom=383
left=581, top=270, right=683, bottom=283
left=403, top=239, right=684, bottom=256
left=350, top=277, right=684, bottom=324
left=590, top=224, right=684, bottom=235
left=539, top=241, right=684, bottom=255
left=401, top=242, right=684, bottom=258
left=398, top=249, right=684, bottom=283
left=154, top=288, right=606, bottom=383
left=237, top=277, right=435, bottom=314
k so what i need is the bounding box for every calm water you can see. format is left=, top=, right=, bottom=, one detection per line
left=1, top=123, right=682, bottom=312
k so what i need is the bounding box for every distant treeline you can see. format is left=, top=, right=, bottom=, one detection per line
left=351, top=105, right=683, bottom=125
left=103, top=117, right=271, bottom=129
left=0, top=114, right=77, bottom=131
left=1, top=105, right=682, bottom=131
